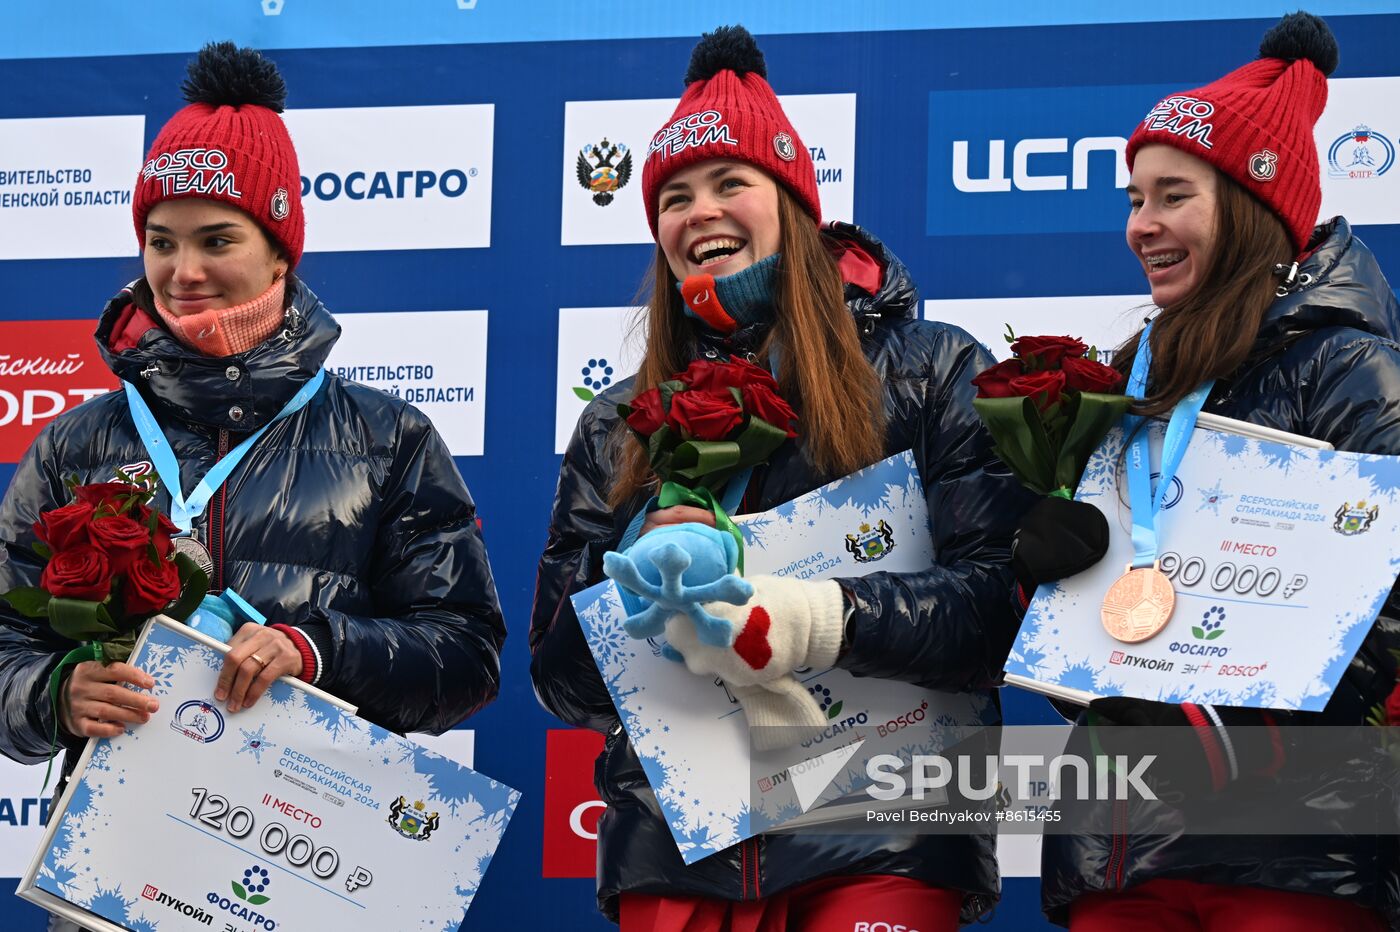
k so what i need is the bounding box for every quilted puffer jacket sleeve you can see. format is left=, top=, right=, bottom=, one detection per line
left=529, top=397, right=626, bottom=734
left=297, top=406, right=505, bottom=735
left=1305, top=335, right=1400, bottom=456
left=835, top=328, right=1034, bottom=691
left=0, top=425, right=87, bottom=764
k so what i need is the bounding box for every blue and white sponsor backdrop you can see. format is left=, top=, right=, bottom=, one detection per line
left=2, top=3, right=1399, bottom=928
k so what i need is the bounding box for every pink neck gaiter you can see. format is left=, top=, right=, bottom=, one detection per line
left=154, top=278, right=287, bottom=357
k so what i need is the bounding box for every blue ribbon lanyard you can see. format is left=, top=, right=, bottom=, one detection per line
left=1123, top=324, right=1213, bottom=569
left=123, top=369, right=327, bottom=534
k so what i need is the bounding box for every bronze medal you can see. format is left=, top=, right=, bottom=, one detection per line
left=1101, top=564, right=1174, bottom=643
left=172, top=535, right=215, bottom=579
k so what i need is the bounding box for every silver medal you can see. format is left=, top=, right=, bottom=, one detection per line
left=172, top=535, right=214, bottom=578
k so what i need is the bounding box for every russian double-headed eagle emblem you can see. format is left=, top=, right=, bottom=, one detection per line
left=577, top=138, right=632, bottom=206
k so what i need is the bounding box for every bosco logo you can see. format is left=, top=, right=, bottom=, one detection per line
left=649, top=109, right=738, bottom=160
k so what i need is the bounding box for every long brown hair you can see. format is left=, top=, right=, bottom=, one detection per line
left=1112, top=168, right=1293, bottom=416
left=608, top=186, right=886, bottom=506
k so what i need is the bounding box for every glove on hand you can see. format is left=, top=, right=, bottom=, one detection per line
left=1012, top=495, right=1110, bottom=595
left=665, top=575, right=846, bottom=750
left=1089, top=697, right=1284, bottom=801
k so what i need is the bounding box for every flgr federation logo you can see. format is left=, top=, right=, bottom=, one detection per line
left=1327, top=125, right=1394, bottom=180
left=170, top=699, right=224, bottom=743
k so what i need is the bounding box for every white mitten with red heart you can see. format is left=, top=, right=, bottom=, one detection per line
left=663, top=576, right=845, bottom=749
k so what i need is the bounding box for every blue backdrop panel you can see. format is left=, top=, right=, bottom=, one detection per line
left=1, top=7, right=1398, bottom=930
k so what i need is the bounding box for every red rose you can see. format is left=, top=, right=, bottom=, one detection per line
left=668, top=389, right=744, bottom=440
left=1009, top=335, right=1088, bottom=368
left=624, top=388, right=667, bottom=436
left=742, top=383, right=798, bottom=437
left=40, top=545, right=112, bottom=602
left=679, top=357, right=778, bottom=394
left=1009, top=369, right=1067, bottom=412
left=1382, top=678, right=1400, bottom=725
left=971, top=359, right=1025, bottom=399
left=132, top=504, right=181, bottom=559
left=123, top=553, right=182, bottom=617
left=88, top=514, right=153, bottom=575
left=1062, top=355, right=1124, bottom=394
left=32, top=500, right=95, bottom=552
left=73, top=481, right=142, bottom=512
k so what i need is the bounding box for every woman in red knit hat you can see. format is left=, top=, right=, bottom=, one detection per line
left=0, top=47, right=505, bottom=907
left=1015, top=12, right=1400, bottom=931
left=531, top=24, right=1032, bottom=932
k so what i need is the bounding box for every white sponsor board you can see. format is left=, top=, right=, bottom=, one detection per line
left=1316, top=77, right=1400, bottom=228
left=562, top=94, right=856, bottom=245
left=283, top=105, right=494, bottom=252
left=923, top=294, right=1150, bottom=367
left=554, top=306, right=645, bottom=454
left=0, top=115, right=145, bottom=260
left=327, top=310, right=488, bottom=456
left=0, top=753, right=63, bottom=877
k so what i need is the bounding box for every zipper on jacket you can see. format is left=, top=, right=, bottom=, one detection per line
left=210, top=428, right=229, bottom=592
left=1104, top=798, right=1128, bottom=890
left=739, top=836, right=760, bottom=899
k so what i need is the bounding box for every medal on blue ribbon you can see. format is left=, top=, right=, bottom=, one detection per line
left=1101, top=324, right=1214, bottom=643
left=123, top=369, right=327, bottom=573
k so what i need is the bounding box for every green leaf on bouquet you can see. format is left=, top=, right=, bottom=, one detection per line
left=671, top=440, right=742, bottom=480
left=164, top=552, right=210, bottom=623
left=31, top=541, right=52, bottom=560
left=47, top=597, right=120, bottom=642
left=232, top=882, right=247, bottom=900
left=1054, top=391, right=1134, bottom=492
left=973, top=395, right=1056, bottom=495
left=657, top=379, right=686, bottom=413
left=0, top=587, right=51, bottom=618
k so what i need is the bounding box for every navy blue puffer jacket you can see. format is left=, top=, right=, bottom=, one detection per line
left=0, top=280, right=506, bottom=777
left=1041, top=218, right=1400, bottom=926
left=529, top=223, right=1034, bottom=922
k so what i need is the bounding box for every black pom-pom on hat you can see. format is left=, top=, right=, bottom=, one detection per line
left=180, top=41, right=287, bottom=112
left=684, top=24, right=767, bottom=85
left=1258, top=11, right=1339, bottom=76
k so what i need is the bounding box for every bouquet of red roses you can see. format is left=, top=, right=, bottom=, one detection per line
left=1, top=471, right=208, bottom=665
left=971, top=330, right=1132, bottom=498
left=619, top=357, right=797, bottom=565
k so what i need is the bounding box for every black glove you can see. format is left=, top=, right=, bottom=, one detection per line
left=1011, top=495, right=1110, bottom=594
left=1088, top=697, right=1285, bottom=801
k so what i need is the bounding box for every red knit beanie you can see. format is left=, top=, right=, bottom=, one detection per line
left=1126, top=12, right=1338, bottom=257
left=642, top=25, right=820, bottom=236
left=133, top=42, right=304, bottom=267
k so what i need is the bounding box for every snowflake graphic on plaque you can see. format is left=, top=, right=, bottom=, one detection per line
left=236, top=723, right=276, bottom=763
